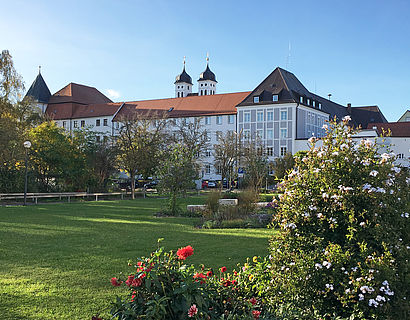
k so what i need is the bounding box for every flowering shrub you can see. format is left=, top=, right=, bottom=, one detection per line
left=266, top=117, right=409, bottom=319
left=109, top=240, right=266, bottom=319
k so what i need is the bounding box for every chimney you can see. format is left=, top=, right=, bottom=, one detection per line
left=347, top=103, right=352, bottom=114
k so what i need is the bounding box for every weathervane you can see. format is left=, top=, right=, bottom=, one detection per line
left=39, top=65, right=41, bottom=74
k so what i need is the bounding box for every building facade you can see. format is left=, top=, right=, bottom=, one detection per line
left=25, top=62, right=409, bottom=182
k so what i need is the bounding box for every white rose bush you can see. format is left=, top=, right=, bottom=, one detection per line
left=265, top=117, right=409, bottom=319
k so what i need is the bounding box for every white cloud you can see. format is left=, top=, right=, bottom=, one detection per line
left=106, top=89, right=120, bottom=100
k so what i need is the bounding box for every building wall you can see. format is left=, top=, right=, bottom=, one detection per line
left=55, top=116, right=114, bottom=137
left=236, top=103, right=297, bottom=159
left=296, top=105, right=329, bottom=139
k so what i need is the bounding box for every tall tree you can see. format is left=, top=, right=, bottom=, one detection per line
left=29, top=121, right=87, bottom=192
left=73, top=130, right=118, bottom=192
left=241, top=138, right=269, bottom=192
left=158, top=143, right=198, bottom=214
left=0, top=50, right=24, bottom=102
left=213, top=130, right=241, bottom=190
left=270, top=152, right=295, bottom=180
left=116, top=111, right=168, bottom=199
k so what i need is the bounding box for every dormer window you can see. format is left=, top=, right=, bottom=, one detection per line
left=313, top=101, right=316, bottom=107
left=253, top=96, right=260, bottom=103
left=300, top=96, right=303, bottom=103
left=307, top=98, right=310, bottom=105
left=318, top=103, right=322, bottom=110
left=272, top=95, right=278, bottom=102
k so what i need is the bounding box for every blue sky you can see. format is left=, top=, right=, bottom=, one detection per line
left=1, top=0, right=409, bottom=121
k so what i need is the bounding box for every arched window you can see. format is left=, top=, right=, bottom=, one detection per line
left=201, top=90, right=203, bottom=95
left=177, top=92, right=180, bottom=97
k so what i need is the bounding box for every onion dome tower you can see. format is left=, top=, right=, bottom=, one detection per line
left=25, top=66, right=51, bottom=113
left=198, top=53, right=217, bottom=96
left=174, top=57, right=192, bottom=98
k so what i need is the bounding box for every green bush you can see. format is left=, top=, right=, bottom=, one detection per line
left=258, top=194, right=275, bottom=202
left=265, top=117, right=410, bottom=319
left=237, top=189, right=258, bottom=216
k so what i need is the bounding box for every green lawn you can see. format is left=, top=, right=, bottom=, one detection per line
left=0, top=197, right=273, bottom=319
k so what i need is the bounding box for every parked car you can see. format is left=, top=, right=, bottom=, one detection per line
left=207, top=181, right=217, bottom=188
left=144, top=180, right=159, bottom=189
left=202, top=180, right=209, bottom=188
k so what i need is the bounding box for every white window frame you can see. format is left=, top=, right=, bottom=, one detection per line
left=205, top=164, right=211, bottom=174
left=280, top=128, right=287, bottom=139
left=216, top=116, right=222, bottom=125
left=280, top=110, right=288, bottom=121
left=267, top=147, right=273, bottom=156
left=73, top=120, right=78, bottom=128
left=280, top=146, right=287, bottom=156
left=267, top=129, right=273, bottom=139
left=267, top=111, right=273, bottom=121
left=243, top=130, right=250, bottom=140
left=256, top=129, right=263, bottom=139
left=103, top=119, right=108, bottom=126
left=205, top=116, right=211, bottom=125
left=257, top=111, right=264, bottom=122
left=244, top=112, right=251, bottom=123
left=253, top=96, right=259, bottom=103
left=272, top=95, right=278, bottom=102
left=228, top=114, right=234, bottom=124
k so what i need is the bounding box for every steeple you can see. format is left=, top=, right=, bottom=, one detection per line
left=198, top=53, right=217, bottom=96
left=174, top=57, right=193, bottom=98
left=25, top=66, right=51, bottom=112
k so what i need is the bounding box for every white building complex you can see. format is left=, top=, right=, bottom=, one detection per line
left=25, top=61, right=410, bottom=181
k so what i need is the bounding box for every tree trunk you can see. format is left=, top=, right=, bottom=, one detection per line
left=131, top=172, right=135, bottom=199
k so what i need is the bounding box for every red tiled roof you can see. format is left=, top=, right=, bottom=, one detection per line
left=113, top=92, right=251, bottom=121
left=46, top=103, right=122, bottom=120
left=48, top=83, right=112, bottom=105
left=367, top=122, right=410, bottom=137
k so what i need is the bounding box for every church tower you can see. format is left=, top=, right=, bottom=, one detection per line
left=25, top=66, right=51, bottom=113
left=174, top=57, right=192, bottom=98
left=198, top=54, right=217, bottom=96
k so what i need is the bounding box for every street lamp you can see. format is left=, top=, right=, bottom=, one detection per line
left=23, top=140, right=31, bottom=206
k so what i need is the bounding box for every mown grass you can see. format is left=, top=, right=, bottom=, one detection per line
left=0, top=196, right=274, bottom=319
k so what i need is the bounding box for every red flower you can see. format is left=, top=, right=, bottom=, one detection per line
left=221, top=278, right=231, bottom=287
left=206, top=270, right=213, bottom=277
left=188, top=304, right=198, bottom=317
left=125, top=275, right=134, bottom=287
left=252, top=310, right=261, bottom=319
left=111, top=277, right=122, bottom=286
left=193, top=272, right=207, bottom=284
left=92, top=316, right=102, bottom=320
left=249, top=297, right=257, bottom=305
left=220, top=266, right=227, bottom=273
left=177, top=245, right=194, bottom=260
left=131, top=277, right=143, bottom=287
left=131, top=291, right=136, bottom=302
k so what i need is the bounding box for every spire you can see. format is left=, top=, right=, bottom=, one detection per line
left=25, top=67, right=51, bottom=104
left=198, top=53, right=217, bottom=82
left=175, top=57, right=192, bottom=85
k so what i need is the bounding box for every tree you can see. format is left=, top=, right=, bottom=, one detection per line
left=213, top=131, right=240, bottom=190
left=173, top=117, right=209, bottom=160
left=73, top=130, right=118, bottom=192
left=158, top=143, right=198, bottom=214
left=116, top=111, right=168, bottom=199
left=29, top=121, right=87, bottom=192
left=0, top=50, right=24, bottom=102
left=269, top=151, right=295, bottom=180
left=265, top=117, right=409, bottom=319
left=241, top=138, right=269, bottom=192
left=0, top=50, right=41, bottom=192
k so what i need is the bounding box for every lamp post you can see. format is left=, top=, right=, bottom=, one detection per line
left=23, top=140, right=31, bottom=206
